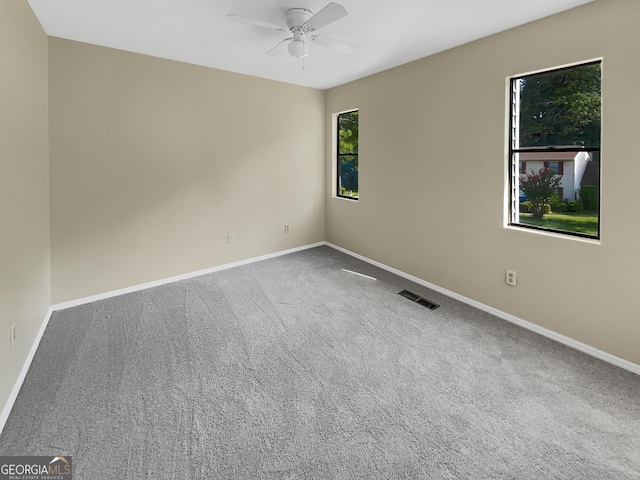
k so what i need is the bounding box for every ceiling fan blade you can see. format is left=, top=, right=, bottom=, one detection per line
left=304, top=2, right=348, bottom=31
left=266, top=38, right=292, bottom=56
left=226, top=14, right=287, bottom=32
left=311, top=35, right=356, bottom=54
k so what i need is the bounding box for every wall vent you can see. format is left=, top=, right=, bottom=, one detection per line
left=398, top=290, right=440, bottom=310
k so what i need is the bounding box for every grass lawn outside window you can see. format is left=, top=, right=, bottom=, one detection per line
left=518, top=212, right=598, bottom=236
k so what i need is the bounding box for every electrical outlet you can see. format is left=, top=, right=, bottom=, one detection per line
left=10, top=323, right=16, bottom=347
left=506, top=270, right=517, bottom=287
left=227, top=233, right=235, bottom=243
left=285, top=223, right=291, bottom=233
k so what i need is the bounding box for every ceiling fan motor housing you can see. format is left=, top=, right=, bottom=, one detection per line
left=286, top=8, right=313, bottom=31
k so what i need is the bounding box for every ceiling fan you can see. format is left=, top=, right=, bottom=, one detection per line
left=227, top=2, right=356, bottom=59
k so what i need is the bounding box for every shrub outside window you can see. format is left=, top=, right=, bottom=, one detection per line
left=509, top=61, right=601, bottom=239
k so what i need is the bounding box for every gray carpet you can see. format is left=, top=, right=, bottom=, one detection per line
left=1, top=246, right=639, bottom=479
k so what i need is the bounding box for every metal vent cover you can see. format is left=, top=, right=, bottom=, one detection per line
left=398, top=290, right=440, bottom=310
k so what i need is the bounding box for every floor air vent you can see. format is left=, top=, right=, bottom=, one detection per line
left=398, top=290, right=440, bottom=310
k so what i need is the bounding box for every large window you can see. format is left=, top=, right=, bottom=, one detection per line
left=337, top=110, right=359, bottom=200
left=509, top=61, right=601, bottom=239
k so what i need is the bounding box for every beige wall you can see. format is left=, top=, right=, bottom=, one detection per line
left=326, top=0, right=640, bottom=365
left=0, top=1, right=51, bottom=414
left=49, top=39, right=326, bottom=303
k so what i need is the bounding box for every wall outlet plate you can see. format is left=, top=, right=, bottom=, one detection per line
left=506, top=270, right=517, bottom=287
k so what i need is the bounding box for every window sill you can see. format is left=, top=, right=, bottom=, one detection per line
left=504, top=224, right=601, bottom=245
left=334, top=195, right=359, bottom=202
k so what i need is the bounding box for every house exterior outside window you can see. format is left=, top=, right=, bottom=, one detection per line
left=518, top=149, right=593, bottom=201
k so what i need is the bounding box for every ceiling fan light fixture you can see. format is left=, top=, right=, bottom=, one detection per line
left=288, top=39, right=308, bottom=59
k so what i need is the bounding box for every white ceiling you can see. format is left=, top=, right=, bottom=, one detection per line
left=27, top=0, right=595, bottom=90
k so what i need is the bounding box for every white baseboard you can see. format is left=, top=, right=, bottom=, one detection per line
left=3, top=240, right=637, bottom=437
left=52, top=242, right=326, bottom=311
left=326, top=242, right=640, bottom=376
left=0, top=306, right=55, bottom=435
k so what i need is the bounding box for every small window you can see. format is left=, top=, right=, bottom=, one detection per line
left=544, top=161, right=563, bottom=175
left=337, top=110, right=359, bottom=200
left=508, top=61, right=601, bottom=239
left=519, top=161, right=527, bottom=175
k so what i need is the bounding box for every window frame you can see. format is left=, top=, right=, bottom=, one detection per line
left=336, top=109, right=359, bottom=201
left=507, top=60, right=602, bottom=240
